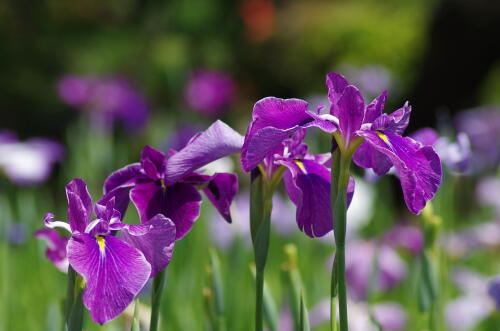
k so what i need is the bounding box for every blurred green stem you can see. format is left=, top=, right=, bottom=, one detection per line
left=331, top=148, right=351, bottom=331
left=150, top=270, right=166, bottom=331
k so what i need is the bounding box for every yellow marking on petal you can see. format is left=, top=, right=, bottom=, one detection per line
left=376, top=131, right=391, bottom=145
left=79, top=277, right=86, bottom=289
left=295, top=160, right=307, bottom=174
left=96, top=235, right=106, bottom=253
left=160, top=179, right=166, bottom=190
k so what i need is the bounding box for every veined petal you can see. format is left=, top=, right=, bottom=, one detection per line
left=103, top=163, right=143, bottom=194
left=241, top=97, right=312, bottom=171
left=66, top=179, right=93, bottom=233
left=372, top=102, right=411, bottom=135
left=326, top=72, right=349, bottom=115
left=203, top=173, right=238, bottom=223
left=130, top=182, right=202, bottom=240
left=364, top=91, right=388, bottom=124
left=357, top=130, right=442, bottom=214
left=338, top=85, right=365, bottom=142
left=141, top=146, right=167, bottom=180
left=121, top=214, right=176, bottom=278
left=67, top=233, right=151, bottom=324
left=277, top=158, right=354, bottom=238
left=165, top=120, right=243, bottom=183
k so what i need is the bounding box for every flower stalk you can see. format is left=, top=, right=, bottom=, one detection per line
left=150, top=270, right=166, bottom=331
left=330, top=145, right=354, bottom=331
left=250, top=170, right=276, bottom=331
left=65, top=266, right=84, bottom=331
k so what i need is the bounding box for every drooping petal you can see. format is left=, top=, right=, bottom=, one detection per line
left=357, top=130, right=442, bottom=214
left=140, top=146, right=167, bottom=180
left=165, top=120, right=243, bottom=183
left=337, top=85, right=365, bottom=142
left=121, top=214, right=176, bottom=278
left=130, top=182, right=202, bottom=240
left=326, top=72, right=349, bottom=115
left=353, top=141, right=393, bottom=175
left=67, top=233, right=151, bottom=324
left=277, top=158, right=354, bottom=237
left=65, top=179, right=93, bottom=233
left=34, top=229, right=69, bottom=272
left=364, top=91, right=388, bottom=124
left=241, top=97, right=312, bottom=171
left=103, top=163, right=143, bottom=194
left=371, top=102, right=411, bottom=135
left=203, top=173, right=238, bottom=223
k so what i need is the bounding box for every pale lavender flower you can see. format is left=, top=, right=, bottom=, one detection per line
left=476, top=176, right=500, bottom=217
left=0, top=133, right=63, bottom=186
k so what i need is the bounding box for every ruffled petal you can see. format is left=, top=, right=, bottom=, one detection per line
left=65, top=179, right=93, bottom=233
left=364, top=91, right=388, bottom=124
left=103, top=163, right=143, bottom=194
left=372, top=102, right=411, bottom=135
left=130, top=182, right=202, bottom=240
left=277, top=158, right=354, bottom=237
left=67, top=233, right=151, bottom=324
left=121, top=214, right=176, bottom=278
left=140, top=146, right=167, bottom=180
left=357, top=130, right=442, bottom=214
left=165, top=120, right=243, bottom=183
left=241, top=97, right=312, bottom=171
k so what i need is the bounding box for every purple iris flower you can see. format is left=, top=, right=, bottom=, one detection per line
left=241, top=97, right=354, bottom=237
left=0, top=133, right=63, bottom=186
left=34, top=228, right=69, bottom=272
left=104, top=120, right=243, bottom=240
left=184, top=69, right=236, bottom=116
left=488, top=276, right=500, bottom=310
left=58, top=75, right=149, bottom=131
left=310, top=72, right=442, bottom=214
left=42, top=178, right=176, bottom=324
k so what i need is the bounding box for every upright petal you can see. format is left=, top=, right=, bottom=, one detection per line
left=141, top=146, right=167, bottom=180
left=66, top=179, right=93, bottom=233
left=103, top=163, right=143, bottom=194
left=130, top=182, right=202, bottom=240
left=67, top=233, right=151, bottom=324
left=121, top=215, right=176, bottom=278
left=277, top=158, right=354, bottom=237
left=338, top=85, right=365, bottom=142
left=372, top=102, right=411, bottom=135
left=97, top=187, right=132, bottom=221
left=326, top=72, right=349, bottom=115
left=165, top=120, right=243, bottom=183
left=364, top=91, right=388, bottom=124
left=203, top=173, right=238, bottom=223
left=357, top=130, right=442, bottom=214
left=241, top=97, right=312, bottom=171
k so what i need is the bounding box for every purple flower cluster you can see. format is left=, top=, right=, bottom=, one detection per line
left=36, top=120, right=244, bottom=324
left=58, top=75, right=149, bottom=131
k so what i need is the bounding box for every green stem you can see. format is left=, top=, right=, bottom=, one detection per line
left=150, top=270, right=167, bottom=331
left=331, top=149, right=351, bottom=331
left=65, top=266, right=84, bottom=331
left=65, top=266, right=77, bottom=324
left=250, top=171, right=274, bottom=331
